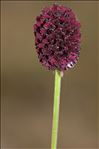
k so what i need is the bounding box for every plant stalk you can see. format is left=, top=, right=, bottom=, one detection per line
left=51, top=70, right=62, bottom=149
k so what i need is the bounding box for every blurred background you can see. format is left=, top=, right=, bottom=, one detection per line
left=1, top=1, right=99, bottom=149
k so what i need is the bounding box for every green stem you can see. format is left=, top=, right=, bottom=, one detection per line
left=51, top=70, right=62, bottom=149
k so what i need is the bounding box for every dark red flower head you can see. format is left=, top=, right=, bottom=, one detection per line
left=34, top=4, right=81, bottom=71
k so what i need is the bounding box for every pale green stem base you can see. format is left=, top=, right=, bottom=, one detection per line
left=51, top=70, right=62, bottom=149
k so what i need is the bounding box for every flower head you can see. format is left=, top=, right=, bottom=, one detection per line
left=34, top=4, right=81, bottom=71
